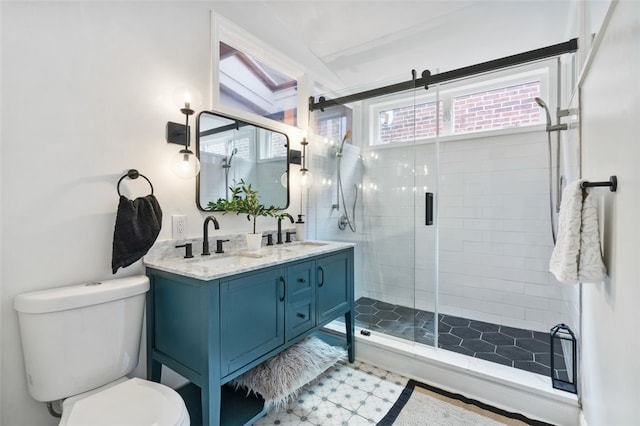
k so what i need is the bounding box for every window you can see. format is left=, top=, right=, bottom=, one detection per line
left=258, top=129, right=287, bottom=161
left=370, top=68, right=548, bottom=146
left=453, top=81, right=541, bottom=133
left=313, top=86, right=353, bottom=145
left=218, top=42, right=298, bottom=127
left=376, top=101, right=443, bottom=145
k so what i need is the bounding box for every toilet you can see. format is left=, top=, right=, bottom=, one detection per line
left=14, top=275, right=190, bottom=426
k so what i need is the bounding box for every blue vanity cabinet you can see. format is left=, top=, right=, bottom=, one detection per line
left=285, top=260, right=316, bottom=341
left=146, top=246, right=354, bottom=426
left=220, top=267, right=286, bottom=377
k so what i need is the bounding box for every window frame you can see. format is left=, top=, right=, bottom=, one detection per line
left=366, top=60, right=555, bottom=148
left=210, top=11, right=306, bottom=134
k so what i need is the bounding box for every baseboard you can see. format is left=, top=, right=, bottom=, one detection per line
left=579, top=410, right=588, bottom=426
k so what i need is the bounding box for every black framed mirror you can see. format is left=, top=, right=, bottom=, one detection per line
left=196, top=111, right=290, bottom=210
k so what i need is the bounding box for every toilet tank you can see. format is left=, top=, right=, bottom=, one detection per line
left=14, top=275, right=150, bottom=402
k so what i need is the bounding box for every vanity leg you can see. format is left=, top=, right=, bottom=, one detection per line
left=148, top=358, right=162, bottom=382
left=345, top=310, right=355, bottom=363
left=201, top=384, right=220, bottom=426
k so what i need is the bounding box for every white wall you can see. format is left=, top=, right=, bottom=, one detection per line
left=0, top=3, right=300, bottom=425
left=579, top=1, right=640, bottom=424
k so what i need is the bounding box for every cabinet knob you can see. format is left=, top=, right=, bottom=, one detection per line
left=297, top=278, right=306, bottom=283
left=296, top=312, right=306, bottom=319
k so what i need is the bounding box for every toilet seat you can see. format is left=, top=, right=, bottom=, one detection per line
left=59, top=378, right=190, bottom=426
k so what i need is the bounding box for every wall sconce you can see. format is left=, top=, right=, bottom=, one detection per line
left=282, top=135, right=313, bottom=189
left=550, top=323, right=577, bottom=394
left=167, top=101, right=201, bottom=179
left=299, top=137, right=313, bottom=188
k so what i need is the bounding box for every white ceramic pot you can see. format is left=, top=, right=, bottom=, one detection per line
left=245, top=232, right=262, bottom=251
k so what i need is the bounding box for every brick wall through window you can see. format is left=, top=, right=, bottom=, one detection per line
left=373, top=80, right=542, bottom=145
left=453, top=81, right=540, bottom=133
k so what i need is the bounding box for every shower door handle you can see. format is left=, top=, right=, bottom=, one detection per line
left=425, top=192, right=434, bottom=226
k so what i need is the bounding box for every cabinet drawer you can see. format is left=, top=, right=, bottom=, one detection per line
left=288, top=300, right=314, bottom=338
left=286, top=260, right=316, bottom=340
left=287, top=260, right=314, bottom=295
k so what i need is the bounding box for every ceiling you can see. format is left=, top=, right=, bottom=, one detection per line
left=213, top=1, right=575, bottom=91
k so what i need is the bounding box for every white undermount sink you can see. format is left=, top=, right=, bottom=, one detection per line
left=197, top=254, right=262, bottom=268
left=278, top=241, right=328, bottom=251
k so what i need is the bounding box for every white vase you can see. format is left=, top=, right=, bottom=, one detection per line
left=245, top=232, right=262, bottom=251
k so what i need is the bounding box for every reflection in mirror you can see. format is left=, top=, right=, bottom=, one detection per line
left=196, top=111, right=289, bottom=211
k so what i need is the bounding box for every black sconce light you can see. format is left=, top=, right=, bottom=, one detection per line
left=299, top=136, right=313, bottom=188
left=167, top=101, right=200, bottom=179
left=550, top=323, right=577, bottom=394
left=282, top=134, right=313, bottom=189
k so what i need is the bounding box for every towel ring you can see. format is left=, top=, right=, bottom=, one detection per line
left=117, top=169, right=154, bottom=196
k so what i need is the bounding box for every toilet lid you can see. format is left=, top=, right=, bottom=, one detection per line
left=61, top=378, right=189, bottom=426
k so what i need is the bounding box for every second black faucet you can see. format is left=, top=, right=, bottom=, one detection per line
left=202, top=215, right=220, bottom=255
left=276, top=213, right=294, bottom=244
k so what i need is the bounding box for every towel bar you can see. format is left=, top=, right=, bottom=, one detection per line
left=581, top=175, right=617, bottom=192
left=117, top=169, right=154, bottom=196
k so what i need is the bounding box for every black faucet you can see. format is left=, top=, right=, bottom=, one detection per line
left=175, top=243, right=193, bottom=258
left=215, top=239, right=229, bottom=254
left=202, top=215, right=220, bottom=255
left=285, top=230, right=296, bottom=243
left=276, top=213, right=294, bottom=245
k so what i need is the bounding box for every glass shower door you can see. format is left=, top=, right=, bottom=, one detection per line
left=354, top=84, right=439, bottom=347
left=311, top=80, right=440, bottom=348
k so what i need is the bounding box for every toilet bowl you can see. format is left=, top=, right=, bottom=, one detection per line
left=59, top=378, right=189, bottom=426
left=14, top=276, right=190, bottom=426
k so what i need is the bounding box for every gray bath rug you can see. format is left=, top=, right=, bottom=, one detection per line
left=231, top=336, right=346, bottom=410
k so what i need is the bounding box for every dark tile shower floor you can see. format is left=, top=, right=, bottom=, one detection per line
left=354, top=297, right=568, bottom=379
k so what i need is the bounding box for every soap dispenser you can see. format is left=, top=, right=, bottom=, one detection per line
left=295, top=215, right=306, bottom=241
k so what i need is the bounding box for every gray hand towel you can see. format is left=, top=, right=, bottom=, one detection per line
left=111, top=194, right=162, bottom=274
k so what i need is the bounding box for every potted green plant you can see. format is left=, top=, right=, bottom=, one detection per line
left=208, top=179, right=280, bottom=250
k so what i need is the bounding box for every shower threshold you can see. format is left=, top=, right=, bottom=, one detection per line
left=348, top=297, right=568, bottom=380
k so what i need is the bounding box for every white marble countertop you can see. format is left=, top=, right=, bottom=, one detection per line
left=144, top=240, right=355, bottom=281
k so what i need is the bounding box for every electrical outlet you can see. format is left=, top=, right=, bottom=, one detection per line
left=172, top=215, right=187, bottom=240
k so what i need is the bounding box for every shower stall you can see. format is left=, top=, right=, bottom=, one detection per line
left=309, top=45, right=581, bottom=385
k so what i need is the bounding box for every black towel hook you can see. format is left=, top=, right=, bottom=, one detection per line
left=117, top=169, right=154, bottom=196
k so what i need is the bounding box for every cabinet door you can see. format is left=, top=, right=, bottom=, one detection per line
left=286, top=260, right=316, bottom=340
left=220, top=267, right=285, bottom=376
left=317, top=250, right=352, bottom=324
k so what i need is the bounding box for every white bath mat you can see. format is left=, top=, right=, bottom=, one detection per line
left=231, top=336, right=346, bottom=410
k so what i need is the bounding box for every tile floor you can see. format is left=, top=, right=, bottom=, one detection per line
left=254, top=359, right=408, bottom=425
left=353, top=297, right=568, bottom=380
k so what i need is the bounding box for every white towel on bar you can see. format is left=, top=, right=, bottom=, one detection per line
left=578, top=190, right=607, bottom=283
left=549, top=180, right=607, bottom=284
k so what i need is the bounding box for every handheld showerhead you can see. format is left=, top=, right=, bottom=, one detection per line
left=337, top=130, right=352, bottom=156
left=222, top=147, right=238, bottom=169
left=535, top=97, right=552, bottom=127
